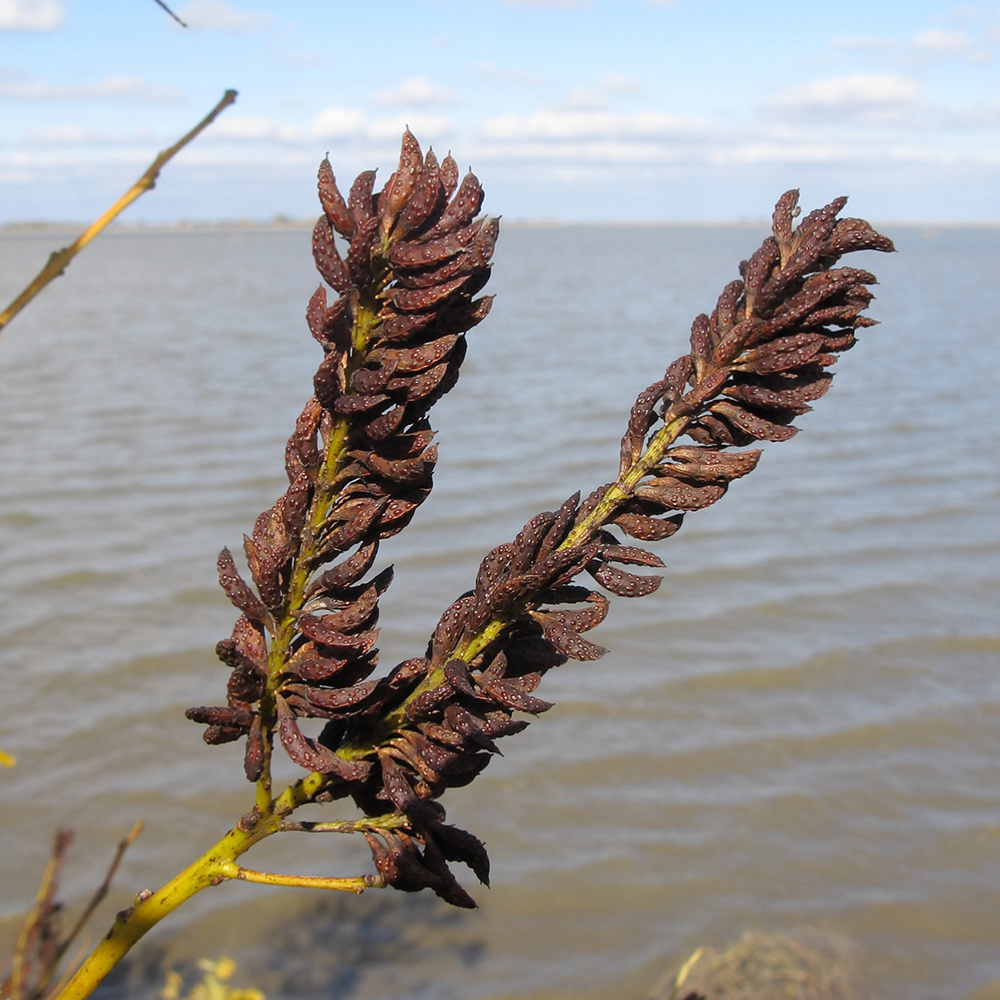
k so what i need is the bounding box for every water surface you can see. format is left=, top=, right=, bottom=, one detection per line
left=1, top=222, right=998, bottom=1000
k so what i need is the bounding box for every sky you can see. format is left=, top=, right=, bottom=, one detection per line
left=2, top=0, right=1000, bottom=224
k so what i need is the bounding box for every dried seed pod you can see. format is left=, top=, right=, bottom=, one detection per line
left=430, top=594, right=476, bottom=666
left=589, top=561, right=662, bottom=598
left=636, top=477, right=727, bottom=511
left=217, top=548, right=272, bottom=628
left=387, top=275, right=469, bottom=313
left=439, top=152, right=459, bottom=198
left=612, top=510, right=684, bottom=541
left=185, top=705, right=254, bottom=729
left=431, top=823, right=490, bottom=886
left=397, top=148, right=443, bottom=234
left=297, top=615, right=378, bottom=651
left=312, top=216, right=353, bottom=294
left=709, top=399, right=799, bottom=442
left=378, top=309, right=439, bottom=343
left=366, top=404, right=407, bottom=440
left=538, top=621, right=607, bottom=661
left=276, top=696, right=371, bottom=780
left=347, top=216, right=380, bottom=288
left=484, top=678, right=553, bottom=715
left=312, top=541, right=379, bottom=592
left=660, top=446, right=763, bottom=483
left=380, top=130, right=422, bottom=226
left=423, top=170, right=484, bottom=240
left=348, top=169, right=377, bottom=226
left=284, top=679, right=379, bottom=712
left=388, top=223, right=480, bottom=269
left=621, top=377, right=667, bottom=475
left=318, top=156, right=355, bottom=238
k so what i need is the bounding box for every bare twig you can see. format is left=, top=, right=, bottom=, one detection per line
left=0, top=89, right=237, bottom=338
left=151, top=0, right=187, bottom=27
left=0, top=823, right=142, bottom=1000
left=55, top=821, right=144, bottom=972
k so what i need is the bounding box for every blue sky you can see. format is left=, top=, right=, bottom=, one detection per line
left=2, top=0, right=1000, bottom=223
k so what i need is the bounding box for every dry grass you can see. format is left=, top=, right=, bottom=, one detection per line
left=649, top=930, right=871, bottom=1000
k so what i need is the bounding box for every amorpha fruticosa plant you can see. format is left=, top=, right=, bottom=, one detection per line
left=18, top=130, right=891, bottom=1000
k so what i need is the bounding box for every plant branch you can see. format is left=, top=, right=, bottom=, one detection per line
left=217, top=864, right=385, bottom=893
left=278, top=814, right=408, bottom=834
left=0, top=89, right=237, bottom=337
left=53, top=822, right=144, bottom=975
left=151, top=0, right=187, bottom=27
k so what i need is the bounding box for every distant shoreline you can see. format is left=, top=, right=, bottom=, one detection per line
left=2, top=218, right=997, bottom=235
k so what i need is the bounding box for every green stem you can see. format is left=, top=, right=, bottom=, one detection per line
left=217, top=864, right=384, bottom=893
left=53, top=820, right=271, bottom=1000
left=53, top=773, right=371, bottom=1000
left=357, top=409, right=695, bottom=738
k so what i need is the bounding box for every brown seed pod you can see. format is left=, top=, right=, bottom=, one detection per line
left=347, top=216, right=380, bottom=288
left=484, top=677, right=553, bottom=715
left=709, top=399, right=799, bottom=442
left=388, top=223, right=480, bottom=269
left=431, top=823, right=491, bottom=886
left=312, top=541, right=379, bottom=592
left=297, top=615, right=379, bottom=651
left=283, top=679, right=380, bottom=712
left=217, top=547, right=272, bottom=628
left=276, top=696, right=371, bottom=780
left=423, top=170, right=484, bottom=240
left=348, top=169, right=377, bottom=226
left=589, top=561, right=662, bottom=598
left=287, top=653, right=350, bottom=683
left=318, top=156, right=355, bottom=239
left=312, top=215, right=353, bottom=294
left=536, top=618, right=607, bottom=660
left=611, top=513, right=676, bottom=541
left=636, top=477, right=727, bottom=511
left=397, top=148, right=443, bottom=235
left=381, top=129, right=423, bottom=225
left=660, top=446, right=763, bottom=483
left=387, top=276, right=469, bottom=313
left=185, top=705, right=254, bottom=729
left=439, top=152, right=459, bottom=198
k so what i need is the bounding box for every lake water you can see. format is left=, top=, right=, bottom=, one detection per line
left=0, top=221, right=998, bottom=1000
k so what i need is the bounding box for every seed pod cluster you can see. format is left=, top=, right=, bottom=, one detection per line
left=347, top=192, right=893, bottom=905
left=189, top=165, right=893, bottom=911
left=187, top=131, right=497, bottom=804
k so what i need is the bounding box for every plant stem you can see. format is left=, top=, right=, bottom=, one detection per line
left=217, top=865, right=384, bottom=893
left=53, top=821, right=262, bottom=1000
left=0, top=89, right=237, bottom=338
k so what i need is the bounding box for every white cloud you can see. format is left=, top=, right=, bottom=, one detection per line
left=278, top=51, right=329, bottom=67
left=312, top=107, right=367, bottom=139
left=911, top=28, right=973, bottom=53
left=470, top=61, right=544, bottom=87
left=831, top=35, right=891, bottom=51
left=24, top=124, right=155, bottom=145
left=370, top=76, right=455, bottom=108
left=766, top=73, right=921, bottom=124
left=558, top=72, right=642, bottom=111
left=476, top=139, right=692, bottom=165
left=211, top=115, right=306, bottom=142
left=834, top=25, right=989, bottom=61
left=202, top=108, right=452, bottom=145
left=483, top=109, right=705, bottom=141
left=175, top=0, right=272, bottom=31
left=0, top=74, right=183, bottom=102
left=0, top=0, right=63, bottom=29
